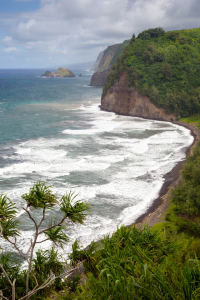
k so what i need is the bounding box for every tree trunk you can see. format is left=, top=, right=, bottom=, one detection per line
left=12, top=279, right=16, bottom=300
left=0, top=290, right=3, bottom=300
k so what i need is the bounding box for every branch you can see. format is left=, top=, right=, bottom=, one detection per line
left=19, top=275, right=54, bottom=300
left=32, top=274, right=38, bottom=292
left=7, top=237, right=26, bottom=261
left=38, top=208, right=46, bottom=229
left=25, top=212, right=39, bottom=299
left=0, top=264, right=13, bottom=287
left=0, top=223, right=3, bottom=238
left=0, top=288, right=10, bottom=300
left=23, top=208, right=38, bottom=229
left=26, top=243, right=32, bottom=262
left=1, top=295, right=9, bottom=300
left=19, top=261, right=85, bottom=300
left=36, top=238, right=49, bottom=244
left=39, top=215, right=66, bottom=235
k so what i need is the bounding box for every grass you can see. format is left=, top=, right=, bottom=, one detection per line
left=153, top=203, right=197, bottom=239
left=43, top=203, right=200, bottom=299
left=180, top=114, right=200, bottom=129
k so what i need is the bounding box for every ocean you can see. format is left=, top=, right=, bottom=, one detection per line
left=0, top=68, right=194, bottom=258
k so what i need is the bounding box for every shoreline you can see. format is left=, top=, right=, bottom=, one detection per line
left=135, top=121, right=200, bottom=227
left=65, top=119, right=200, bottom=284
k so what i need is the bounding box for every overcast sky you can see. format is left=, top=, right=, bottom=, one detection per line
left=0, top=0, right=199, bottom=68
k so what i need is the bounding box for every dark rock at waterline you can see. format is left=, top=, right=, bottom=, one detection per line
left=90, top=69, right=110, bottom=86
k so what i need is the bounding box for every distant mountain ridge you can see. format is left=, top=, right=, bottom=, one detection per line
left=90, top=40, right=130, bottom=86
left=90, top=51, right=104, bottom=72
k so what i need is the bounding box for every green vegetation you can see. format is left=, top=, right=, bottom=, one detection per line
left=50, top=140, right=200, bottom=299
left=171, top=141, right=200, bottom=217
left=1, top=107, right=200, bottom=299
left=42, top=68, right=75, bottom=77
left=180, top=115, right=200, bottom=129
left=56, top=68, right=75, bottom=77
left=2, top=143, right=200, bottom=300
left=109, top=40, right=130, bottom=67
left=102, top=27, right=200, bottom=118
left=58, top=225, right=200, bottom=299
left=0, top=182, right=90, bottom=300
left=2, top=142, right=199, bottom=300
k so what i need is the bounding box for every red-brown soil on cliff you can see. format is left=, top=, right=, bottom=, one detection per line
left=101, top=73, right=175, bottom=122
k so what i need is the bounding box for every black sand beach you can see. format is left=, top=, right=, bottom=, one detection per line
left=135, top=121, right=200, bottom=227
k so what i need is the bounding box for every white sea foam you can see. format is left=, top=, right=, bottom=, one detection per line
left=0, top=102, right=194, bottom=257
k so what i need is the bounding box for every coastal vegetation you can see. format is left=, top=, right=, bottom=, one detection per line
left=47, top=143, right=200, bottom=299
left=0, top=182, right=89, bottom=299
left=171, top=141, right=200, bottom=220
left=54, top=226, right=200, bottom=299
left=3, top=140, right=200, bottom=300
left=180, top=114, right=200, bottom=129
left=102, top=27, right=200, bottom=118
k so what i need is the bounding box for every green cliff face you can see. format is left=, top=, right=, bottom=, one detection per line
left=102, top=27, right=200, bottom=118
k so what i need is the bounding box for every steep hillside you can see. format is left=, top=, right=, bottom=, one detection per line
left=101, top=73, right=175, bottom=121
left=96, top=41, right=129, bottom=72
left=101, top=27, right=200, bottom=118
left=90, top=50, right=104, bottom=72
left=90, top=40, right=130, bottom=86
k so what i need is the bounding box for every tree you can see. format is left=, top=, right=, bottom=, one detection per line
left=151, top=85, right=159, bottom=103
left=162, top=62, right=173, bottom=81
left=0, top=182, right=90, bottom=300
left=137, top=27, right=165, bottom=39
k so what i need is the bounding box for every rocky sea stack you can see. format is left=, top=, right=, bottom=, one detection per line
left=41, top=67, right=75, bottom=77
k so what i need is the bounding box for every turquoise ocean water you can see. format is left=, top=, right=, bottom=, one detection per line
left=0, top=69, right=194, bottom=257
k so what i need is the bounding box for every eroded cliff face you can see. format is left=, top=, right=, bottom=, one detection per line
left=100, top=74, right=175, bottom=122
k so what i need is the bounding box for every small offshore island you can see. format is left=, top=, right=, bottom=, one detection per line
left=41, top=67, right=75, bottom=77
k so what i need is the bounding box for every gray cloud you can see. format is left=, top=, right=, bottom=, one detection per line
left=0, top=0, right=200, bottom=68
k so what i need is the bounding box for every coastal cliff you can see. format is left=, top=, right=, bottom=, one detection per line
left=101, top=73, right=175, bottom=122
left=90, top=40, right=130, bottom=86
left=90, top=69, right=111, bottom=86
left=101, top=27, right=200, bottom=118
left=90, top=51, right=104, bottom=72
